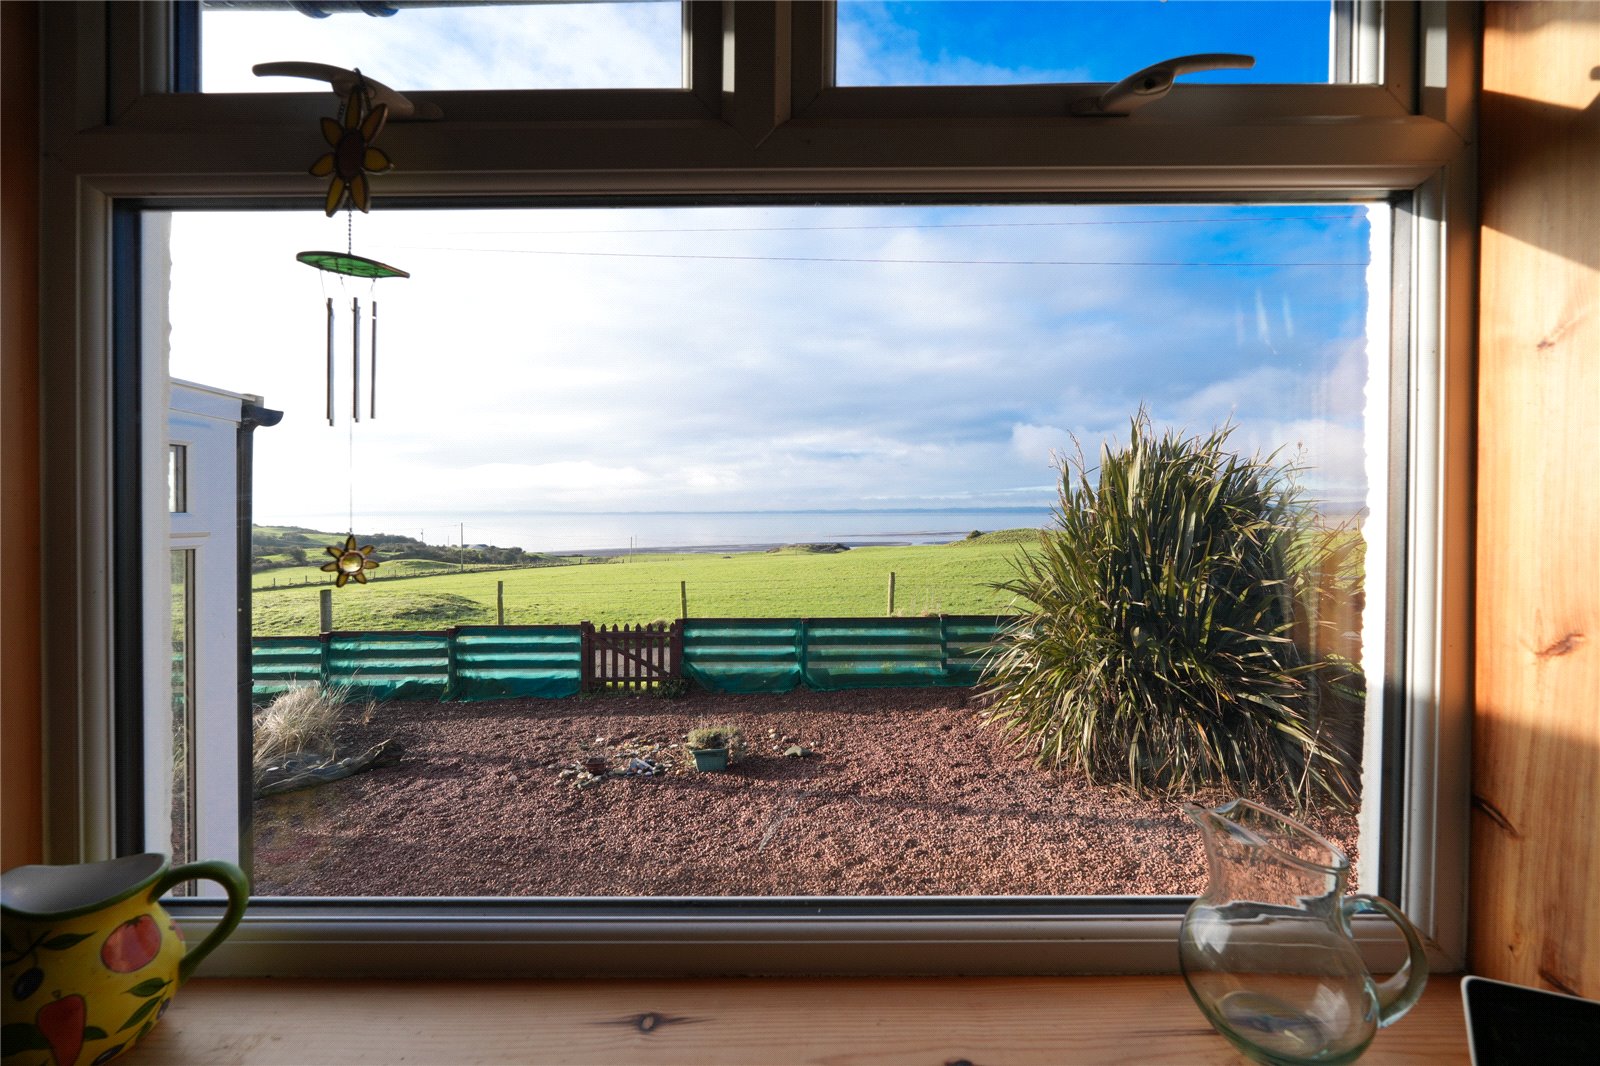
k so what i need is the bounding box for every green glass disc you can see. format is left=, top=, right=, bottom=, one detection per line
left=296, top=250, right=410, bottom=279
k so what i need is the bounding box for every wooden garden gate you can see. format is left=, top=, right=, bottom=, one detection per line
left=579, top=620, right=683, bottom=691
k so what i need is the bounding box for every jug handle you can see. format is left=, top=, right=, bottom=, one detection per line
left=1339, top=894, right=1430, bottom=1027
left=150, top=860, right=251, bottom=985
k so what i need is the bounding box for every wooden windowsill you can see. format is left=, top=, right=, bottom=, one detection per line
left=124, top=974, right=1468, bottom=1064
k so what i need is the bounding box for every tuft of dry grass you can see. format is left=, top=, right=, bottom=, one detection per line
left=252, top=683, right=371, bottom=784
left=685, top=722, right=744, bottom=763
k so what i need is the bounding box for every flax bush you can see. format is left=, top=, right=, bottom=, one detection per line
left=981, top=414, right=1362, bottom=810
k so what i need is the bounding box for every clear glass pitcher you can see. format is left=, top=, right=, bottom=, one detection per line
left=1179, top=799, right=1429, bottom=1065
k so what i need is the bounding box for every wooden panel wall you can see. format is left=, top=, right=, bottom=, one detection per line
left=1473, top=2, right=1600, bottom=997
left=1, top=0, right=44, bottom=872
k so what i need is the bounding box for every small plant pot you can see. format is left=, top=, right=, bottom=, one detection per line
left=690, top=747, right=729, bottom=772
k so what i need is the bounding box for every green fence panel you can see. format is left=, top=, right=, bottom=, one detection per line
left=251, top=637, right=323, bottom=701
left=799, top=616, right=1010, bottom=689
left=682, top=619, right=803, bottom=693
left=325, top=631, right=451, bottom=701
left=802, top=617, right=947, bottom=689
left=448, top=625, right=581, bottom=700
left=941, top=616, right=1014, bottom=686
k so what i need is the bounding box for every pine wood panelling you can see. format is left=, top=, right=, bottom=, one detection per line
left=1473, top=2, right=1600, bottom=998
left=121, top=976, right=1470, bottom=1065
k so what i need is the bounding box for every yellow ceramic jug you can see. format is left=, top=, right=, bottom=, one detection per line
left=2, top=854, right=248, bottom=1066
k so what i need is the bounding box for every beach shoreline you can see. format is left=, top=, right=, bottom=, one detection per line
left=571, top=538, right=924, bottom=558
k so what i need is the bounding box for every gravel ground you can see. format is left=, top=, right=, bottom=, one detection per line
left=251, top=687, right=1360, bottom=897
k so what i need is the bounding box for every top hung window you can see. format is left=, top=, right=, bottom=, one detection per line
left=836, top=0, right=1370, bottom=87
left=198, top=0, right=684, bottom=91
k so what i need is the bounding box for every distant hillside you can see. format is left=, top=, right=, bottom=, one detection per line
left=252, top=524, right=537, bottom=572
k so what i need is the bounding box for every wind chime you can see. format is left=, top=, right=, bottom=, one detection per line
left=297, top=72, right=409, bottom=587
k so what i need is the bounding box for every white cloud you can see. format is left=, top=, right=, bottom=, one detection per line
left=1009, top=423, right=1068, bottom=465
left=201, top=2, right=680, bottom=92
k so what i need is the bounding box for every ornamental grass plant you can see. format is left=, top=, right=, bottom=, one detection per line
left=252, top=682, right=370, bottom=787
left=981, top=413, right=1363, bottom=810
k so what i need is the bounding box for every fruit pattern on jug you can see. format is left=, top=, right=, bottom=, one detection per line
left=1, top=915, right=178, bottom=1066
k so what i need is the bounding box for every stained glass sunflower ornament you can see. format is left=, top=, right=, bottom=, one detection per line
left=310, top=79, right=393, bottom=216
left=322, top=535, right=380, bottom=587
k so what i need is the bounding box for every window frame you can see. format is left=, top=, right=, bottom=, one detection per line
left=36, top=0, right=1477, bottom=976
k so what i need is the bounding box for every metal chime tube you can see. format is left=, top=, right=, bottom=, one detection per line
left=370, top=301, right=378, bottom=419
left=351, top=296, right=361, bottom=423
left=325, top=297, right=335, bottom=426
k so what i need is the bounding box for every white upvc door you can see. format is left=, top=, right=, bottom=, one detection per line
left=145, top=379, right=254, bottom=889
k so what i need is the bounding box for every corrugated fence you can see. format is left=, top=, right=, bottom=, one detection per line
left=252, top=615, right=1012, bottom=703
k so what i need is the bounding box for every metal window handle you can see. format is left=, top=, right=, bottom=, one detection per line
left=252, top=61, right=443, bottom=120
left=1072, top=53, right=1256, bottom=116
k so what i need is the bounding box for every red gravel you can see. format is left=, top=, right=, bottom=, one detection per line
left=251, top=687, right=1360, bottom=897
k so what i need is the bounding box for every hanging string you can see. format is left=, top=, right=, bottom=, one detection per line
left=348, top=402, right=355, bottom=536
left=368, top=276, right=379, bottom=420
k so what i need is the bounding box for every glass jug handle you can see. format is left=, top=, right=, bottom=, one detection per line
left=1340, top=894, right=1430, bottom=1027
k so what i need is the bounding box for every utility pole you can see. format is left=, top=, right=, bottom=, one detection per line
left=459, top=521, right=465, bottom=571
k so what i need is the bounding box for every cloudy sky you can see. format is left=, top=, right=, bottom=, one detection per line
left=171, top=1, right=1379, bottom=541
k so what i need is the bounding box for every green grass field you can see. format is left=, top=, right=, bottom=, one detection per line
left=252, top=534, right=1044, bottom=635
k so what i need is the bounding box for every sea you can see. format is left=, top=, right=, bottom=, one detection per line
left=279, top=508, right=1059, bottom=556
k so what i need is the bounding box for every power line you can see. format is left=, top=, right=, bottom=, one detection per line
left=403, top=246, right=1368, bottom=268
left=449, top=213, right=1366, bottom=237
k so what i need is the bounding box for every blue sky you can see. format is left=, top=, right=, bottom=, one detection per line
left=837, top=1, right=1333, bottom=85
left=176, top=2, right=1379, bottom=544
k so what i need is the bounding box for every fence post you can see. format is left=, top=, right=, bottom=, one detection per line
left=680, top=580, right=688, bottom=620
left=887, top=572, right=896, bottom=616
left=319, top=589, right=332, bottom=634
left=670, top=619, right=684, bottom=681
left=497, top=580, right=505, bottom=625
left=579, top=621, right=593, bottom=693
left=796, top=618, right=809, bottom=689
left=444, top=627, right=459, bottom=701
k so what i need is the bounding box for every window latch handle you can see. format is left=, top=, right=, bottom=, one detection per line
left=252, top=61, right=443, bottom=120
left=1071, top=53, right=1256, bottom=117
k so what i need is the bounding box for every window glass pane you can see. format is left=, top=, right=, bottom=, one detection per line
left=837, top=0, right=1342, bottom=86
left=170, top=549, right=197, bottom=888
left=169, top=443, right=188, bottom=513
left=162, top=202, right=1386, bottom=899
left=200, top=1, right=682, bottom=92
